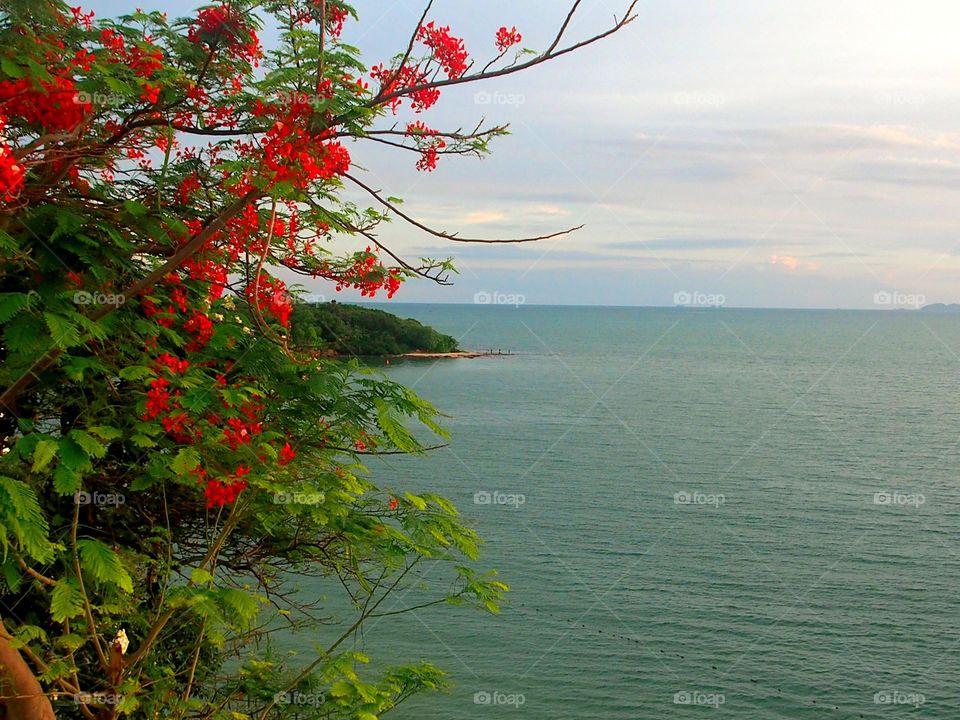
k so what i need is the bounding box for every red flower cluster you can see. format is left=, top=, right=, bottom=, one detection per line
left=245, top=276, right=294, bottom=327
left=496, top=26, right=523, bottom=53
left=407, top=121, right=446, bottom=172
left=223, top=416, right=262, bottom=450
left=279, top=441, right=296, bottom=465
left=253, top=99, right=352, bottom=188
left=140, top=84, right=161, bottom=105
left=144, top=376, right=176, bottom=420
left=329, top=248, right=402, bottom=298
left=0, top=117, right=23, bottom=202
left=142, top=297, right=176, bottom=328
left=203, top=466, right=249, bottom=508
left=326, top=4, right=349, bottom=37
left=370, top=64, right=439, bottom=113
left=187, top=5, right=263, bottom=65
left=97, top=28, right=164, bottom=79
left=183, top=311, right=214, bottom=352
left=183, top=254, right=228, bottom=302
left=417, top=146, right=440, bottom=172
left=69, top=5, right=95, bottom=31
left=0, top=76, right=90, bottom=132
left=417, top=22, right=469, bottom=79
left=153, top=352, right=190, bottom=375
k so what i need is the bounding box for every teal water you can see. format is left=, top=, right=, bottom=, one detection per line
left=310, top=306, right=960, bottom=718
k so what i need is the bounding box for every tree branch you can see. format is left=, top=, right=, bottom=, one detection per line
left=345, top=173, right=582, bottom=244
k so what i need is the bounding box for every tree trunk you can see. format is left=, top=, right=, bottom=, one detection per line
left=0, top=633, right=56, bottom=720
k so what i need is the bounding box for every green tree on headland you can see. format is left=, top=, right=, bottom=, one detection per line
left=292, top=303, right=459, bottom=356
left=0, top=1, right=636, bottom=718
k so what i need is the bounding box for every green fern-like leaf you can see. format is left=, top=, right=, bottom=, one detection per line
left=0, top=476, right=55, bottom=563
left=0, top=292, right=31, bottom=323
left=43, top=312, right=82, bottom=349
left=375, top=400, right=419, bottom=453
left=69, top=429, right=107, bottom=459
left=31, top=438, right=58, bottom=473
left=50, top=578, right=85, bottom=622
left=217, top=588, right=260, bottom=628
left=77, top=538, right=133, bottom=593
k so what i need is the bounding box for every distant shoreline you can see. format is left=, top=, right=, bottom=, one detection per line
left=393, top=350, right=512, bottom=360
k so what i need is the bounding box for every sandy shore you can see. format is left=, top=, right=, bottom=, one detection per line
left=395, top=350, right=511, bottom=359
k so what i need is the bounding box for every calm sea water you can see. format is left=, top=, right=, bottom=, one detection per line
left=300, top=305, right=960, bottom=719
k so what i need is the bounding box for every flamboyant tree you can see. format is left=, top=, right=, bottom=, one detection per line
left=0, top=1, right=636, bottom=718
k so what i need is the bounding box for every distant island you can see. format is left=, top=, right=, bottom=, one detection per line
left=920, top=303, right=960, bottom=313
left=292, top=302, right=466, bottom=357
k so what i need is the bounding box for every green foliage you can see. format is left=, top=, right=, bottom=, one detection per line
left=0, top=476, right=55, bottom=562
left=50, top=579, right=85, bottom=622
left=77, top=539, right=134, bottom=593
left=0, top=0, right=525, bottom=717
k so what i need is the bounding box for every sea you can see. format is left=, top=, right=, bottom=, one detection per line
left=290, top=305, right=960, bottom=719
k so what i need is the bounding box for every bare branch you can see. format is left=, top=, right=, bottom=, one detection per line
left=345, top=173, right=582, bottom=244
left=363, top=1, right=639, bottom=116
left=371, top=0, right=435, bottom=106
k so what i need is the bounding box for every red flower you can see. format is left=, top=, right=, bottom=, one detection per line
left=388, top=497, right=399, bottom=511
left=188, top=5, right=263, bottom=65
left=417, top=22, right=469, bottom=79
left=279, top=441, right=296, bottom=466
left=184, top=311, right=214, bottom=351
left=0, top=76, right=90, bottom=132
left=416, top=146, right=440, bottom=172
left=204, top=466, right=250, bottom=508
left=153, top=352, right=190, bottom=375
left=140, top=84, right=160, bottom=104
left=245, top=276, right=294, bottom=327
left=326, top=4, right=349, bottom=37
left=495, top=26, right=523, bottom=53
left=407, top=121, right=446, bottom=172
left=0, top=118, right=24, bottom=202
left=370, top=64, right=440, bottom=113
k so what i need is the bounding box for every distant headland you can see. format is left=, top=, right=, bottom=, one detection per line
left=291, top=301, right=505, bottom=358
left=920, top=303, right=960, bottom=313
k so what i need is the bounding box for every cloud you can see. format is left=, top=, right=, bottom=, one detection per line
left=770, top=255, right=822, bottom=273
left=605, top=237, right=760, bottom=251
left=531, top=204, right=570, bottom=217
left=771, top=254, right=801, bottom=270
left=460, top=211, right=506, bottom=224
left=841, top=157, right=960, bottom=188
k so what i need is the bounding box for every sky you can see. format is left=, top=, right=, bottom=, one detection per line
left=88, top=0, right=960, bottom=308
